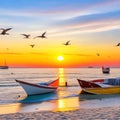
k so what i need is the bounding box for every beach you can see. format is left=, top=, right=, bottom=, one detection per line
left=0, top=68, right=120, bottom=119
left=0, top=106, right=120, bottom=120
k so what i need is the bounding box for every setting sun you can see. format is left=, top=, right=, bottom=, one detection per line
left=57, top=56, right=64, bottom=61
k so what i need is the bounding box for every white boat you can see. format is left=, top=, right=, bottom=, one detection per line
left=102, top=66, right=110, bottom=74
left=15, top=78, right=59, bottom=96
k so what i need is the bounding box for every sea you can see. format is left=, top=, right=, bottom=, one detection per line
left=0, top=68, right=120, bottom=114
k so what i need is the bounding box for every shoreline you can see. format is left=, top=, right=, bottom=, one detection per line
left=0, top=106, right=120, bottom=119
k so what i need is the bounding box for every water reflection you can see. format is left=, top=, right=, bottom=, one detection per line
left=58, top=68, right=67, bottom=86
left=79, top=94, right=120, bottom=109
left=20, top=95, right=79, bottom=113
left=21, top=92, right=58, bottom=103
left=0, top=103, right=22, bottom=114
left=1, top=93, right=120, bottom=114
left=52, top=86, right=79, bottom=112
left=79, top=94, right=120, bottom=101
left=53, top=97, right=79, bottom=112
left=0, top=87, right=80, bottom=114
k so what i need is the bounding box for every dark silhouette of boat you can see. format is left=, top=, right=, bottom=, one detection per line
left=0, top=66, right=8, bottom=69
left=0, top=59, right=8, bottom=69
left=102, top=66, right=110, bottom=74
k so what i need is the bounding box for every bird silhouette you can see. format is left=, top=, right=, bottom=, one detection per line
left=0, top=28, right=12, bottom=35
left=63, top=40, right=71, bottom=46
left=34, top=32, right=46, bottom=39
left=29, top=44, right=35, bottom=48
left=96, top=53, right=100, bottom=56
left=116, top=43, right=120, bottom=46
left=21, top=34, right=30, bottom=39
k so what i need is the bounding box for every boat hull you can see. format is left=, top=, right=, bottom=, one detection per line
left=77, top=78, right=120, bottom=87
left=77, top=78, right=120, bottom=94
left=0, top=66, right=8, bottom=69
left=15, top=79, right=58, bottom=96
left=82, top=86, right=120, bottom=94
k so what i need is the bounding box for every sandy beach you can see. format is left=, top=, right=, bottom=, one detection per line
left=1, top=68, right=120, bottom=120
left=0, top=106, right=120, bottom=120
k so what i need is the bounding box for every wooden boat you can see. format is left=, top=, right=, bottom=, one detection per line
left=77, top=78, right=120, bottom=94
left=102, top=66, right=110, bottom=74
left=15, top=78, right=59, bottom=96
left=81, top=86, right=120, bottom=94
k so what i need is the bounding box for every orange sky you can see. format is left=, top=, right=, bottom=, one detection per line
left=0, top=1, right=120, bottom=68
left=0, top=43, right=120, bottom=68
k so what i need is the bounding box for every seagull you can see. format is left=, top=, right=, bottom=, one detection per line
left=63, top=40, right=71, bottom=46
left=0, top=28, right=12, bottom=35
left=116, top=43, right=120, bottom=46
left=29, top=44, right=35, bottom=48
left=96, top=53, right=100, bottom=56
left=34, top=32, right=46, bottom=39
left=21, top=34, right=30, bottom=39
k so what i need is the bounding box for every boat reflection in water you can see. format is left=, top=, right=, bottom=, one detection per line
left=79, top=94, right=120, bottom=109
left=21, top=92, right=58, bottom=103
left=20, top=87, right=80, bottom=112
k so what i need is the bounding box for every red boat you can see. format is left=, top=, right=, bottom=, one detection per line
left=77, top=78, right=120, bottom=94
left=77, top=78, right=120, bottom=88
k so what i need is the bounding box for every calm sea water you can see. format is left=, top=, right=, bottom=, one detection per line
left=0, top=68, right=120, bottom=114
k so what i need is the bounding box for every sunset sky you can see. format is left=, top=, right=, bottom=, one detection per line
left=0, top=0, right=120, bottom=68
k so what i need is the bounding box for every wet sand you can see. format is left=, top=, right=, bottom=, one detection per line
left=0, top=86, right=120, bottom=119
left=0, top=106, right=120, bottom=120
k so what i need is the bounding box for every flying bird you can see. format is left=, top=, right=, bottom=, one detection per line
left=116, top=43, right=120, bottom=46
left=29, top=44, right=35, bottom=48
left=21, top=34, right=30, bottom=39
left=0, top=28, right=12, bottom=35
left=96, top=53, right=100, bottom=56
left=34, top=32, right=46, bottom=39
left=63, top=40, right=71, bottom=46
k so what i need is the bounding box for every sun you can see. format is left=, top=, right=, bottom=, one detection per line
left=57, top=56, right=64, bottom=61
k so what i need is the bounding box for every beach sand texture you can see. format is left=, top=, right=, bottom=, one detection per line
left=0, top=106, right=120, bottom=120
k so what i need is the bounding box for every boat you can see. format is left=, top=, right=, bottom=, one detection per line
left=0, top=59, right=8, bottom=69
left=15, top=78, right=59, bottom=96
left=77, top=78, right=120, bottom=94
left=0, top=66, right=8, bottom=69
left=102, top=66, right=110, bottom=74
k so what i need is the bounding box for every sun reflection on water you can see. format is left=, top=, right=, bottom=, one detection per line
left=53, top=97, right=79, bottom=112
left=0, top=103, right=22, bottom=114
left=58, top=68, right=67, bottom=87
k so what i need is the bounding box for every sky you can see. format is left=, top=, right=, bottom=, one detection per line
left=0, top=0, right=120, bottom=68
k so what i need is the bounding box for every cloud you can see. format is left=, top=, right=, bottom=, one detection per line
left=0, top=0, right=120, bottom=17
left=0, top=52, right=54, bottom=56
left=0, top=0, right=120, bottom=36
left=29, top=52, right=54, bottom=56
left=0, top=52, right=23, bottom=55
left=49, top=10, right=120, bottom=36
left=63, top=53, right=93, bottom=57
